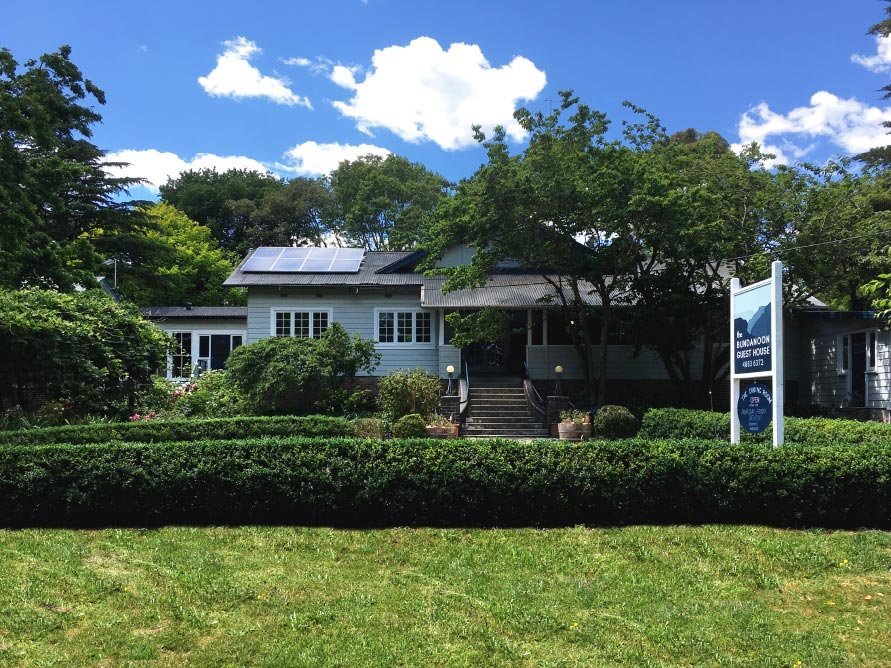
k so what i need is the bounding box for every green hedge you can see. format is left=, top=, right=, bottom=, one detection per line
left=1, top=437, right=888, bottom=528
left=0, top=415, right=351, bottom=446
left=640, top=408, right=891, bottom=446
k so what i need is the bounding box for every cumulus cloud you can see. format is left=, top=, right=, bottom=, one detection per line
left=277, top=141, right=391, bottom=176
left=199, top=36, right=311, bottom=108
left=851, top=34, right=891, bottom=73
left=104, top=149, right=270, bottom=192
left=330, top=36, right=546, bottom=150
left=731, top=92, right=891, bottom=166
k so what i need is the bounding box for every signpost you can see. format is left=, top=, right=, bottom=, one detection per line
left=730, top=261, right=784, bottom=447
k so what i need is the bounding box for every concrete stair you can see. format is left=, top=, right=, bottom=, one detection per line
left=462, top=377, right=549, bottom=438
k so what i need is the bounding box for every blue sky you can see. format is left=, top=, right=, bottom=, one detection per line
left=4, top=1, right=891, bottom=199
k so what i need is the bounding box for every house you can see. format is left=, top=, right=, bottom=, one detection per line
left=141, top=245, right=891, bottom=420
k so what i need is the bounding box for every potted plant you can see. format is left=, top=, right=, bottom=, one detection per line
left=557, top=409, right=592, bottom=440
left=425, top=413, right=460, bottom=438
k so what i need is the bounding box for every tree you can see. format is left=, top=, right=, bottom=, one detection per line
left=0, top=288, right=168, bottom=417
left=856, top=0, right=891, bottom=168
left=0, top=45, right=144, bottom=291
left=242, top=177, right=331, bottom=250
left=159, top=168, right=285, bottom=255
left=107, top=203, right=244, bottom=306
left=327, top=154, right=450, bottom=250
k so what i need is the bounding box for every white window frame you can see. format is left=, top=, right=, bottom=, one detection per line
left=866, top=330, right=879, bottom=373
left=167, top=329, right=247, bottom=381
left=269, top=308, right=333, bottom=339
left=836, top=334, right=850, bottom=375
left=374, top=308, right=434, bottom=347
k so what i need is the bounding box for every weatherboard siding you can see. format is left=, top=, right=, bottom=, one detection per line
left=246, top=288, right=439, bottom=376
left=526, top=345, right=682, bottom=381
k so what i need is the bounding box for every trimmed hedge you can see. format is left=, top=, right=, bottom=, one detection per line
left=640, top=408, right=891, bottom=446
left=0, top=415, right=352, bottom=447
left=0, top=436, right=888, bottom=528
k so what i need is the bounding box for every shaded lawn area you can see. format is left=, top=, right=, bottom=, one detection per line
left=0, top=526, right=888, bottom=667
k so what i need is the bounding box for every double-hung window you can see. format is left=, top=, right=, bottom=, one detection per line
left=273, top=309, right=330, bottom=338
left=171, top=332, right=192, bottom=378
left=837, top=334, right=850, bottom=375
left=867, top=331, right=878, bottom=372
left=377, top=310, right=431, bottom=344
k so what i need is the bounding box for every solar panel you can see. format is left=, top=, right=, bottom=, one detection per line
left=241, top=247, right=365, bottom=273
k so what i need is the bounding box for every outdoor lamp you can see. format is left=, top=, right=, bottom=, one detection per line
left=446, top=364, right=455, bottom=395
left=554, top=365, right=564, bottom=396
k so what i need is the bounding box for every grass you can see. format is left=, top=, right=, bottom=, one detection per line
left=0, top=526, right=888, bottom=667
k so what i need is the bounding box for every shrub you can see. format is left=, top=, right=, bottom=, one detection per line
left=639, top=408, right=891, bottom=446
left=344, top=389, right=377, bottom=416
left=225, top=323, right=380, bottom=415
left=377, top=370, right=441, bottom=422
left=392, top=413, right=427, bottom=438
left=0, top=415, right=351, bottom=446
left=165, top=370, right=246, bottom=418
left=350, top=417, right=385, bottom=439
left=0, top=289, right=168, bottom=418
left=560, top=409, right=590, bottom=424
left=0, top=436, right=888, bottom=528
left=593, top=405, right=638, bottom=439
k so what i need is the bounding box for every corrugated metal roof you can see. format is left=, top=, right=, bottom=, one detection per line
left=140, top=306, right=248, bottom=319
left=224, top=249, right=423, bottom=287
left=421, top=275, right=603, bottom=308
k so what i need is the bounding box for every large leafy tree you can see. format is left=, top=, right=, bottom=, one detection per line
left=0, top=45, right=144, bottom=290
left=327, top=154, right=450, bottom=250
left=108, top=203, right=243, bottom=306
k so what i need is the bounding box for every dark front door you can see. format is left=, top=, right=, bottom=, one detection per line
left=210, top=334, right=232, bottom=370
left=851, top=332, right=866, bottom=407
left=464, top=310, right=527, bottom=376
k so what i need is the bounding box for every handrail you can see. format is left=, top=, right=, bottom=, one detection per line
left=523, top=361, right=546, bottom=424
left=458, top=360, right=470, bottom=421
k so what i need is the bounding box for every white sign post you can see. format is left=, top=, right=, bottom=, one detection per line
left=730, top=261, right=784, bottom=447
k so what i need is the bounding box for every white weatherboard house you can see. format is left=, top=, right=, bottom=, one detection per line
left=142, top=245, right=891, bottom=419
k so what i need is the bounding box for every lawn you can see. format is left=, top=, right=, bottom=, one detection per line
left=0, top=526, right=888, bottom=667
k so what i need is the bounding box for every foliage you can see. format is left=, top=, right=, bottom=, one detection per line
left=349, top=417, right=385, bottom=439
left=343, top=388, right=377, bottom=416
left=0, top=45, right=150, bottom=291
left=559, top=409, right=591, bottom=424
left=0, top=288, right=168, bottom=417
left=860, top=247, right=891, bottom=316
left=109, top=203, right=243, bottom=306
left=639, top=407, right=891, bottom=446
left=377, top=369, right=442, bottom=422
left=155, top=370, right=247, bottom=419
left=225, top=323, right=379, bottom=415
left=592, top=405, right=638, bottom=439
left=0, top=414, right=352, bottom=446
left=327, top=153, right=449, bottom=250
left=0, top=436, right=889, bottom=528
left=1, top=527, right=889, bottom=667
left=392, top=413, right=427, bottom=438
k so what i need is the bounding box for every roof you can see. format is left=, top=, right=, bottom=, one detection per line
left=421, top=275, right=604, bottom=308
left=224, top=249, right=423, bottom=287
left=140, top=306, right=248, bottom=319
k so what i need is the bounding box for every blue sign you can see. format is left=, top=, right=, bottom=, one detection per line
left=733, top=282, right=773, bottom=375
left=737, top=384, right=773, bottom=434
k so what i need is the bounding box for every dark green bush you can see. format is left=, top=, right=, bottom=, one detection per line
left=593, top=405, right=637, bottom=439
left=0, top=437, right=888, bottom=528
left=392, top=413, right=427, bottom=438
left=0, top=415, right=351, bottom=446
left=640, top=408, right=891, bottom=446
left=377, top=370, right=441, bottom=422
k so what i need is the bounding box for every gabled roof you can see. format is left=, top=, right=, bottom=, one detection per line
left=224, top=248, right=423, bottom=287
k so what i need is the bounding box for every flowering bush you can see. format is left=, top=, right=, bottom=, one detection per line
left=128, top=411, right=159, bottom=422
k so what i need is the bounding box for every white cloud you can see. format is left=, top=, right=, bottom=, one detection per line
left=198, top=36, right=311, bottom=108
left=731, top=92, right=891, bottom=166
left=278, top=141, right=391, bottom=176
left=283, top=55, right=336, bottom=76
left=104, top=149, right=270, bottom=192
left=852, top=34, right=891, bottom=73
left=330, top=36, right=546, bottom=150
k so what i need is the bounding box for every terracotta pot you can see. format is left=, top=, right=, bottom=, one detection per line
left=426, top=424, right=459, bottom=439
left=557, top=422, right=592, bottom=441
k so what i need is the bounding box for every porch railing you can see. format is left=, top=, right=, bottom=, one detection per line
left=458, top=360, right=470, bottom=421
left=523, top=361, right=547, bottom=425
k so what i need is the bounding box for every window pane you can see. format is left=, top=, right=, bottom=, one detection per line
left=869, top=332, right=877, bottom=368
left=397, top=312, right=413, bottom=343
left=416, top=312, right=431, bottom=343
left=842, top=336, right=849, bottom=371
left=172, top=332, right=192, bottom=378
left=379, top=312, right=394, bottom=343
left=275, top=312, right=291, bottom=337
left=313, top=312, right=328, bottom=338
left=295, top=312, right=310, bottom=338
left=232, top=336, right=243, bottom=349
left=199, top=335, right=210, bottom=358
